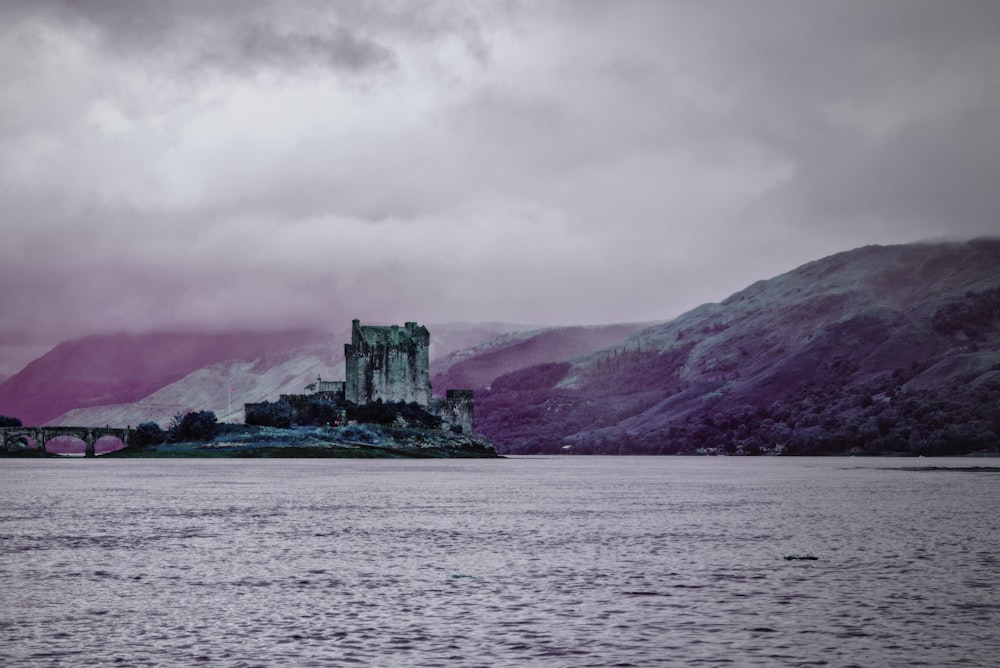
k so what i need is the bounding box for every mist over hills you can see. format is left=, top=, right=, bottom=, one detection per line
left=0, top=322, right=536, bottom=428
left=0, top=330, right=330, bottom=427
left=430, top=323, right=653, bottom=393
left=2, top=240, right=998, bottom=457
left=32, top=322, right=636, bottom=429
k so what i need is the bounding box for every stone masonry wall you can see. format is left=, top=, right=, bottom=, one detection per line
left=430, top=389, right=475, bottom=434
left=345, top=320, right=432, bottom=406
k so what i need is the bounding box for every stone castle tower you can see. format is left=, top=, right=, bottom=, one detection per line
left=249, top=319, right=475, bottom=433
left=344, top=319, right=432, bottom=406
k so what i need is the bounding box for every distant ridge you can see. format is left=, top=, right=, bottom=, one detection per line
left=0, top=330, right=329, bottom=426
left=430, top=323, right=654, bottom=394
left=472, top=239, right=1000, bottom=455
left=4, top=240, right=998, bottom=457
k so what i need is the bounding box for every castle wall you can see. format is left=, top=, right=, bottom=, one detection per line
left=305, top=379, right=345, bottom=396
left=430, top=389, right=475, bottom=434
left=345, top=320, right=431, bottom=406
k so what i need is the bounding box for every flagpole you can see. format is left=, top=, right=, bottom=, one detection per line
left=228, top=387, right=233, bottom=423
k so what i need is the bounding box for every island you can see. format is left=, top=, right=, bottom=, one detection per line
left=1, top=320, right=500, bottom=459
left=103, top=423, right=499, bottom=459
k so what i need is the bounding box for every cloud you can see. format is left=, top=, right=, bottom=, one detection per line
left=1, top=0, right=999, bottom=375
left=1, top=1, right=401, bottom=75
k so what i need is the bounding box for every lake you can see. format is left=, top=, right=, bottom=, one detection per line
left=1, top=456, right=998, bottom=666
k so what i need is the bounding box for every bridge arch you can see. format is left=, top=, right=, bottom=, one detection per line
left=0, top=426, right=132, bottom=457
left=43, top=434, right=89, bottom=456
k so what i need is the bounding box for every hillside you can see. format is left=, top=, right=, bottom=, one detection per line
left=430, top=323, right=652, bottom=394
left=51, top=341, right=345, bottom=428
left=5, top=240, right=998, bottom=456
left=474, top=239, right=1000, bottom=455
left=0, top=330, right=329, bottom=426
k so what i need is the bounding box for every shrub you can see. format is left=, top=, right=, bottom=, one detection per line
left=168, top=410, right=218, bottom=442
left=245, top=400, right=293, bottom=428
left=297, top=396, right=343, bottom=426
left=0, top=415, right=22, bottom=428
left=347, top=400, right=442, bottom=429
left=132, top=421, right=166, bottom=448
left=341, top=423, right=379, bottom=444
left=932, top=287, right=1000, bottom=339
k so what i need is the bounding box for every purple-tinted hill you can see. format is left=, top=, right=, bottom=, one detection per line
left=430, top=324, right=652, bottom=395
left=0, top=330, right=329, bottom=426
left=474, top=239, right=1000, bottom=455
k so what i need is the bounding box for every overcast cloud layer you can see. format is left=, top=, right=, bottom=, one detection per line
left=2, top=1, right=999, bottom=376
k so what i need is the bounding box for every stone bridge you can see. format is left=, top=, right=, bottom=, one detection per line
left=0, top=426, right=132, bottom=457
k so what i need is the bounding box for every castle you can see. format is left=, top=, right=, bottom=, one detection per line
left=345, top=320, right=431, bottom=405
left=252, top=320, right=475, bottom=434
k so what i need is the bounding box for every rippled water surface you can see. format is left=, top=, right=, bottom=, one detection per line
left=2, top=457, right=999, bottom=667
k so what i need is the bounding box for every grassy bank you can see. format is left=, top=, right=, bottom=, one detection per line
left=102, top=423, right=500, bottom=458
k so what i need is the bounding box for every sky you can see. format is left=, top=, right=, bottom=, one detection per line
left=2, top=1, right=999, bottom=377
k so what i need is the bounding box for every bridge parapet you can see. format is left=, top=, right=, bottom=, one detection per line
left=0, top=426, right=132, bottom=457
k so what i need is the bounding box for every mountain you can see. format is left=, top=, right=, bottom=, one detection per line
left=0, top=330, right=330, bottom=426
left=51, top=340, right=345, bottom=428
left=5, top=240, right=998, bottom=457
left=473, top=239, right=1000, bottom=456
left=0, top=322, right=536, bottom=428
left=430, top=323, right=653, bottom=394
left=426, top=322, right=541, bottom=364
left=48, top=322, right=649, bottom=430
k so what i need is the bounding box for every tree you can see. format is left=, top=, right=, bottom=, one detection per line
left=297, top=396, right=342, bottom=426
left=347, top=400, right=442, bottom=429
left=131, top=422, right=166, bottom=448
left=245, top=400, right=293, bottom=428
left=0, top=415, right=22, bottom=428
left=168, top=411, right=218, bottom=442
